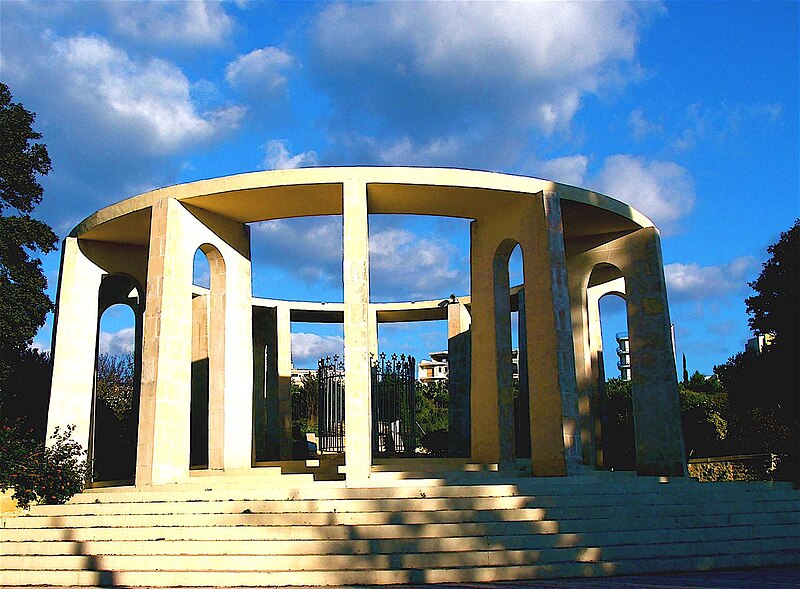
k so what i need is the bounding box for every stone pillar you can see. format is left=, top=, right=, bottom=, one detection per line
left=517, top=195, right=567, bottom=476
left=251, top=307, right=269, bottom=462
left=221, top=236, right=254, bottom=471
left=342, top=180, right=372, bottom=482
left=542, top=192, right=582, bottom=471
left=276, top=304, right=293, bottom=460
left=492, top=244, right=517, bottom=470
left=516, top=288, right=531, bottom=458
left=47, top=237, right=105, bottom=452
left=620, top=228, right=686, bottom=477
left=447, top=302, right=471, bottom=457
left=260, top=306, right=281, bottom=460
left=470, top=196, right=567, bottom=475
left=137, top=199, right=253, bottom=485
left=468, top=219, right=509, bottom=466
left=136, top=198, right=193, bottom=485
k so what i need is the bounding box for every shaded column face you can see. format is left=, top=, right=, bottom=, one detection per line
left=542, top=192, right=582, bottom=470
left=620, top=229, right=686, bottom=477
left=47, top=237, right=105, bottom=454
left=342, top=181, right=372, bottom=481
left=447, top=302, right=471, bottom=457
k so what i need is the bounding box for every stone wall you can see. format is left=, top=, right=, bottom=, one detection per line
left=688, top=453, right=784, bottom=482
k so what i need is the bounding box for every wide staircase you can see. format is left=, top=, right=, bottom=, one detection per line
left=2, top=468, right=799, bottom=586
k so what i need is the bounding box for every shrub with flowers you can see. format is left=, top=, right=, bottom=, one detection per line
left=0, top=419, right=89, bottom=509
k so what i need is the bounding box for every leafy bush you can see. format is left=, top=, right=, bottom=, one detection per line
left=0, top=419, right=89, bottom=509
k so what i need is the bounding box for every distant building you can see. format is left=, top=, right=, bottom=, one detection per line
left=291, top=368, right=315, bottom=387
left=745, top=333, right=774, bottom=355
left=419, top=350, right=519, bottom=383
left=418, top=351, right=449, bottom=382
left=616, top=332, right=631, bottom=381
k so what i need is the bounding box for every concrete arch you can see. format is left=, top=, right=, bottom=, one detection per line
left=48, top=167, right=684, bottom=486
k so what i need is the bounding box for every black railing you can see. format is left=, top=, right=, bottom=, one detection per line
left=317, top=355, right=345, bottom=453
left=372, top=353, right=416, bottom=456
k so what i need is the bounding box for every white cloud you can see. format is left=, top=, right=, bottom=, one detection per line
left=533, top=155, right=589, bottom=186
left=291, top=332, right=344, bottom=366
left=262, top=139, right=318, bottom=170
left=310, top=0, right=662, bottom=162
left=107, top=0, right=233, bottom=47
left=49, top=34, right=243, bottom=155
left=0, top=28, right=245, bottom=226
left=99, top=327, right=136, bottom=356
left=629, top=109, right=662, bottom=140
left=251, top=217, right=342, bottom=286
left=369, top=228, right=466, bottom=301
left=226, top=47, right=294, bottom=95
left=671, top=102, right=784, bottom=150
left=592, top=154, right=695, bottom=234
left=665, top=256, right=758, bottom=302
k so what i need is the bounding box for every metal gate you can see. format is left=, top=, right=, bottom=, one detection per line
left=317, top=355, right=345, bottom=453
left=372, top=353, right=416, bottom=456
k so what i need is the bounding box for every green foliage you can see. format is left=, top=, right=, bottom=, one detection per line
left=0, top=82, right=57, bottom=396
left=93, top=353, right=137, bottom=481
left=96, top=353, right=135, bottom=419
left=415, top=380, right=449, bottom=455
left=0, top=420, right=88, bottom=509
left=711, top=220, right=799, bottom=481
left=602, top=378, right=635, bottom=470
left=746, top=219, right=799, bottom=349
left=291, top=372, right=318, bottom=436
left=678, top=387, right=728, bottom=458
left=0, top=348, right=51, bottom=443
left=415, top=380, right=449, bottom=435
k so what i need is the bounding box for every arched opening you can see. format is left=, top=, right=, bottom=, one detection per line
left=249, top=216, right=345, bottom=466
left=92, top=274, right=142, bottom=484
left=508, top=245, right=531, bottom=459
left=587, top=263, right=634, bottom=471
left=190, top=245, right=226, bottom=469
left=367, top=214, right=471, bottom=461
left=492, top=239, right=525, bottom=467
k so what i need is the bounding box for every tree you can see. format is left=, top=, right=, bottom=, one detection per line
left=746, top=219, right=799, bottom=349
left=716, top=220, right=799, bottom=414
left=713, top=220, right=799, bottom=482
left=0, top=83, right=57, bottom=395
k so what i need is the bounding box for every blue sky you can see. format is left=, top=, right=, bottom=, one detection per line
left=2, top=1, right=797, bottom=375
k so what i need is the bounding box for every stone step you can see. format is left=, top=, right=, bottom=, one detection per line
left=54, top=479, right=798, bottom=509
left=4, top=534, right=799, bottom=572
left=3, top=523, right=798, bottom=556
left=19, top=493, right=799, bottom=519
left=6, top=498, right=799, bottom=531
left=2, top=551, right=799, bottom=587
left=3, top=511, right=797, bottom=544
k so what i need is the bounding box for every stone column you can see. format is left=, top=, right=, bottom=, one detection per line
left=220, top=233, right=254, bottom=471
left=619, top=228, right=686, bottom=477
left=137, top=199, right=253, bottom=484
left=276, top=304, right=293, bottom=460
left=47, top=237, right=105, bottom=452
left=470, top=195, right=568, bottom=475
left=136, top=198, right=193, bottom=485
left=260, top=306, right=281, bottom=460
left=468, top=219, right=508, bottom=466
left=447, top=301, right=471, bottom=457
left=251, top=307, right=269, bottom=462
left=542, top=192, right=582, bottom=472
left=515, top=287, right=531, bottom=458
left=342, top=180, right=372, bottom=482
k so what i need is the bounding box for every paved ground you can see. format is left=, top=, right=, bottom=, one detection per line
left=10, top=566, right=800, bottom=589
